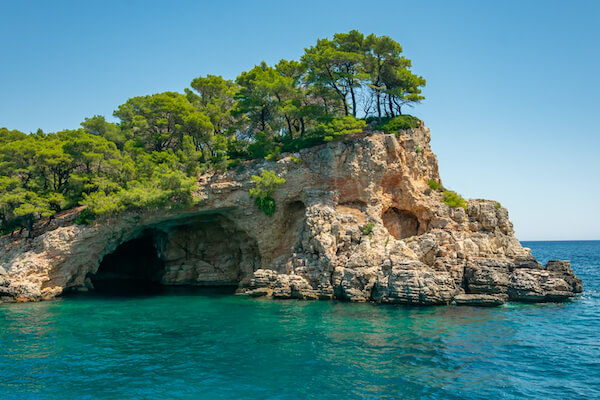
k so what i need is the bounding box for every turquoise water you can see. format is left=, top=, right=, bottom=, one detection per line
left=1, top=241, right=599, bottom=399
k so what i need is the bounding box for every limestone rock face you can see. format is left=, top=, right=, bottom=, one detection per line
left=0, top=124, right=583, bottom=305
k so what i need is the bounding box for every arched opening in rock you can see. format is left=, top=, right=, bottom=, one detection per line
left=88, top=214, right=261, bottom=296
left=90, top=231, right=165, bottom=295
left=382, top=208, right=420, bottom=239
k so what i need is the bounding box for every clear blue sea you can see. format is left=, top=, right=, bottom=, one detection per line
left=1, top=241, right=599, bottom=399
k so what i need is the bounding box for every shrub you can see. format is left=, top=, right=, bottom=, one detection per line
left=427, top=179, right=440, bottom=190
left=362, top=222, right=375, bottom=235
left=317, top=116, right=366, bottom=139
left=248, top=131, right=281, bottom=160
left=494, top=202, right=502, bottom=209
left=290, top=156, right=302, bottom=164
left=415, top=144, right=420, bottom=154
left=375, top=115, right=421, bottom=134
left=226, top=159, right=241, bottom=170
left=265, top=146, right=281, bottom=161
left=249, top=170, right=285, bottom=216
left=254, top=196, right=277, bottom=216
left=74, top=208, right=95, bottom=225
left=442, top=190, right=468, bottom=209
left=280, top=134, right=325, bottom=153
left=281, top=116, right=366, bottom=153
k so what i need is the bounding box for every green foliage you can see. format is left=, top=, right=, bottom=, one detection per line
left=253, top=196, right=277, bottom=216
left=114, top=91, right=213, bottom=154
left=280, top=134, right=327, bottom=153
left=494, top=202, right=502, bottom=209
left=362, top=222, right=375, bottom=235
left=249, top=170, right=285, bottom=216
left=290, top=156, right=302, bottom=164
left=74, top=208, right=95, bottom=225
left=0, top=30, right=427, bottom=234
left=415, top=144, right=420, bottom=154
left=280, top=116, right=365, bottom=152
left=375, top=115, right=421, bottom=134
left=81, top=115, right=127, bottom=149
left=427, top=179, right=440, bottom=190
left=315, top=116, right=366, bottom=141
left=0, top=125, right=198, bottom=233
left=302, top=30, right=367, bottom=118
left=247, top=131, right=281, bottom=160
left=443, top=191, right=468, bottom=209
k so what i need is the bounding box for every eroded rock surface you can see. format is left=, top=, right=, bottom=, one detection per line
left=0, top=124, right=582, bottom=305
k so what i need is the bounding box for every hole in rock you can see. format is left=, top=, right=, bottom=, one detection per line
left=382, top=208, right=420, bottom=239
left=90, top=232, right=165, bottom=295
left=87, top=215, right=262, bottom=296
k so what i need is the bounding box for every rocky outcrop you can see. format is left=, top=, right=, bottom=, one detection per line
left=0, top=123, right=583, bottom=305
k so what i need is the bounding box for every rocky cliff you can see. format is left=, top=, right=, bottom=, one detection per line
left=0, top=124, right=582, bottom=305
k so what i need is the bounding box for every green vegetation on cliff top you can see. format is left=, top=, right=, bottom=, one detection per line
left=0, top=30, right=425, bottom=234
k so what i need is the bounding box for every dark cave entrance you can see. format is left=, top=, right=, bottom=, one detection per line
left=85, top=215, right=262, bottom=296
left=89, top=232, right=165, bottom=295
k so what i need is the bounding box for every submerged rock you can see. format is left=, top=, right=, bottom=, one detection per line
left=0, top=124, right=583, bottom=305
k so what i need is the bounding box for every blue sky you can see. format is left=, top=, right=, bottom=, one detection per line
left=1, top=0, right=598, bottom=240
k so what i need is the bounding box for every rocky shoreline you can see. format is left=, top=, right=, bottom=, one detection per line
left=0, top=124, right=582, bottom=306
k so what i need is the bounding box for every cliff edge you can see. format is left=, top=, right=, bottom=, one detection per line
left=0, top=123, right=582, bottom=305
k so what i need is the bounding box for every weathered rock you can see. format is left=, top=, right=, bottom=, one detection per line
left=249, top=269, right=279, bottom=289
left=372, top=261, right=456, bottom=305
left=0, top=125, right=583, bottom=305
left=454, top=293, right=507, bottom=307
left=465, top=259, right=511, bottom=294
left=507, top=260, right=582, bottom=302
left=546, top=260, right=583, bottom=293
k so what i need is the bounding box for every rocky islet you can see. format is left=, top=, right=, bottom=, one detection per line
left=0, top=123, right=582, bottom=305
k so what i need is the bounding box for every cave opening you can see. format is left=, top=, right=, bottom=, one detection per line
left=382, top=208, right=420, bottom=239
left=84, top=215, right=262, bottom=296
left=89, top=232, right=165, bottom=295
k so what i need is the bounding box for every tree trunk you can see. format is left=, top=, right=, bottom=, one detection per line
left=376, top=61, right=383, bottom=123
left=342, top=96, right=349, bottom=116
left=285, top=116, right=293, bottom=139
left=392, top=98, right=403, bottom=115
left=349, top=84, right=357, bottom=117
left=376, top=90, right=382, bottom=122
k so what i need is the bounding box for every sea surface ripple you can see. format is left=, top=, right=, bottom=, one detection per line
left=1, top=241, right=599, bottom=399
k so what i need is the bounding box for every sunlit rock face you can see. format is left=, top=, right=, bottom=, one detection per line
left=0, top=124, right=582, bottom=305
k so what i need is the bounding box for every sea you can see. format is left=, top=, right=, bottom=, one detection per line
left=1, top=241, right=599, bottom=399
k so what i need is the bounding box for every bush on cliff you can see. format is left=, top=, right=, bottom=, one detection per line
left=442, top=190, right=468, bottom=209
left=374, top=115, right=421, bottom=134
left=427, top=179, right=441, bottom=190
left=249, top=170, right=285, bottom=216
left=362, top=222, right=375, bottom=235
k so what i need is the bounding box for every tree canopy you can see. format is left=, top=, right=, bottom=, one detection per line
left=0, top=30, right=425, bottom=234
